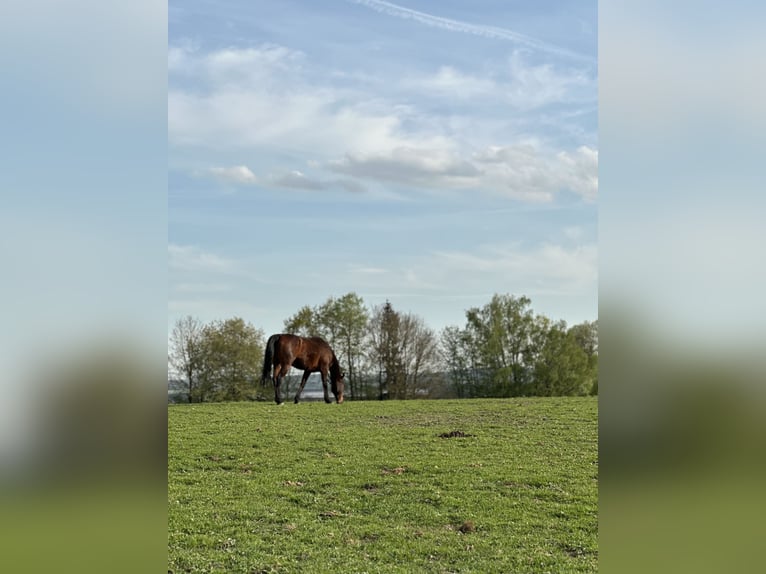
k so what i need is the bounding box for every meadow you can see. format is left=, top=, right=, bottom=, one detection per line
left=168, top=397, right=598, bottom=573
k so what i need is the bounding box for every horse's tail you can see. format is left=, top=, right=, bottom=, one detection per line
left=261, top=334, right=279, bottom=386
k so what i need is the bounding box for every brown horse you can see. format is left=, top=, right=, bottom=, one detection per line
left=261, top=334, right=345, bottom=405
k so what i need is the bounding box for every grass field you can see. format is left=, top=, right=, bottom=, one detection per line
left=168, top=397, right=598, bottom=573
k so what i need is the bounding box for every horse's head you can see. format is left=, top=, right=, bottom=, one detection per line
left=331, top=370, right=345, bottom=404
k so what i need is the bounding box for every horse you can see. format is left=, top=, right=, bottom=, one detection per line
left=261, top=334, right=345, bottom=405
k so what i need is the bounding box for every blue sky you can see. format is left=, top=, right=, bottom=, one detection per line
left=169, top=0, right=598, bottom=336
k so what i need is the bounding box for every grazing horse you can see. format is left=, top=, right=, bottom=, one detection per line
left=261, top=334, right=345, bottom=405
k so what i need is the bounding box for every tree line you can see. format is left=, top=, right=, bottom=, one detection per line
left=168, top=293, right=597, bottom=403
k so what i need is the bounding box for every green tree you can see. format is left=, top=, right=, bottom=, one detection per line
left=318, top=293, right=369, bottom=400
left=196, top=317, right=265, bottom=402
left=443, top=294, right=598, bottom=398
left=531, top=320, right=592, bottom=396
left=568, top=320, right=599, bottom=394
left=464, top=294, right=538, bottom=396
left=283, top=305, right=322, bottom=337
left=441, top=324, right=488, bottom=398
left=569, top=320, right=598, bottom=356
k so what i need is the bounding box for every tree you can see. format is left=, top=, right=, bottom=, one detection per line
left=284, top=305, right=322, bottom=337
left=318, top=293, right=369, bottom=400
left=441, top=326, right=468, bottom=397
left=531, top=320, right=592, bottom=396
left=442, top=294, right=599, bottom=398
left=196, top=318, right=265, bottom=402
left=368, top=301, right=439, bottom=399
left=441, top=325, right=486, bottom=398
left=398, top=313, right=440, bottom=398
left=464, top=294, right=538, bottom=396
left=569, top=320, right=598, bottom=357
left=568, top=320, right=599, bottom=394
left=368, top=301, right=402, bottom=399
left=168, top=316, right=203, bottom=402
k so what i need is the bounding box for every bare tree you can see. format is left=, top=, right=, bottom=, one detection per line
left=368, top=302, right=439, bottom=399
left=169, top=316, right=203, bottom=402
left=398, top=313, right=440, bottom=398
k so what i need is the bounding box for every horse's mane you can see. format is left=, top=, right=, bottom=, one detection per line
left=329, top=353, right=342, bottom=380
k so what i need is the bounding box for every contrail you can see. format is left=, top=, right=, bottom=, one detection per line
left=347, top=0, right=593, bottom=63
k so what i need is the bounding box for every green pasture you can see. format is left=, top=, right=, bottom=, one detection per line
left=168, top=398, right=598, bottom=573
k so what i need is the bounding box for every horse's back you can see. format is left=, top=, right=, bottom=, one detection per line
left=274, top=334, right=331, bottom=363
left=295, top=336, right=333, bottom=368
left=306, top=336, right=331, bottom=349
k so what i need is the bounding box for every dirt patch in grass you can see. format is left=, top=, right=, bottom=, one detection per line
left=438, top=430, right=474, bottom=438
left=561, top=543, right=594, bottom=558
left=458, top=520, right=476, bottom=533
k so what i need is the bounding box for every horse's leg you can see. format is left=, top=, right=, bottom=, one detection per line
left=294, top=370, right=311, bottom=404
left=321, top=368, right=331, bottom=404
left=273, top=364, right=283, bottom=405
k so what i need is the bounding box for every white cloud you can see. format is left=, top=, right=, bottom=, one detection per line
left=208, top=165, right=258, bottom=184
left=271, top=170, right=325, bottom=190
left=169, top=43, right=303, bottom=84
left=169, top=87, right=329, bottom=149
left=409, top=52, right=596, bottom=152
left=266, top=172, right=367, bottom=193
left=328, top=142, right=597, bottom=201
left=505, top=51, right=593, bottom=109
left=169, top=45, right=596, bottom=202
left=169, top=44, right=418, bottom=155
left=204, top=164, right=366, bottom=193
left=201, top=165, right=366, bottom=193
left=168, top=244, right=233, bottom=273
left=474, top=143, right=597, bottom=201
left=411, top=54, right=595, bottom=111
left=415, top=66, right=497, bottom=99
left=328, top=146, right=479, bottom=186
left=556, top=146, right=598, bottom=201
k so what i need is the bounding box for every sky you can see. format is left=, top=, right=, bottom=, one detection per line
left=168, top=0, right=598, bottom=337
